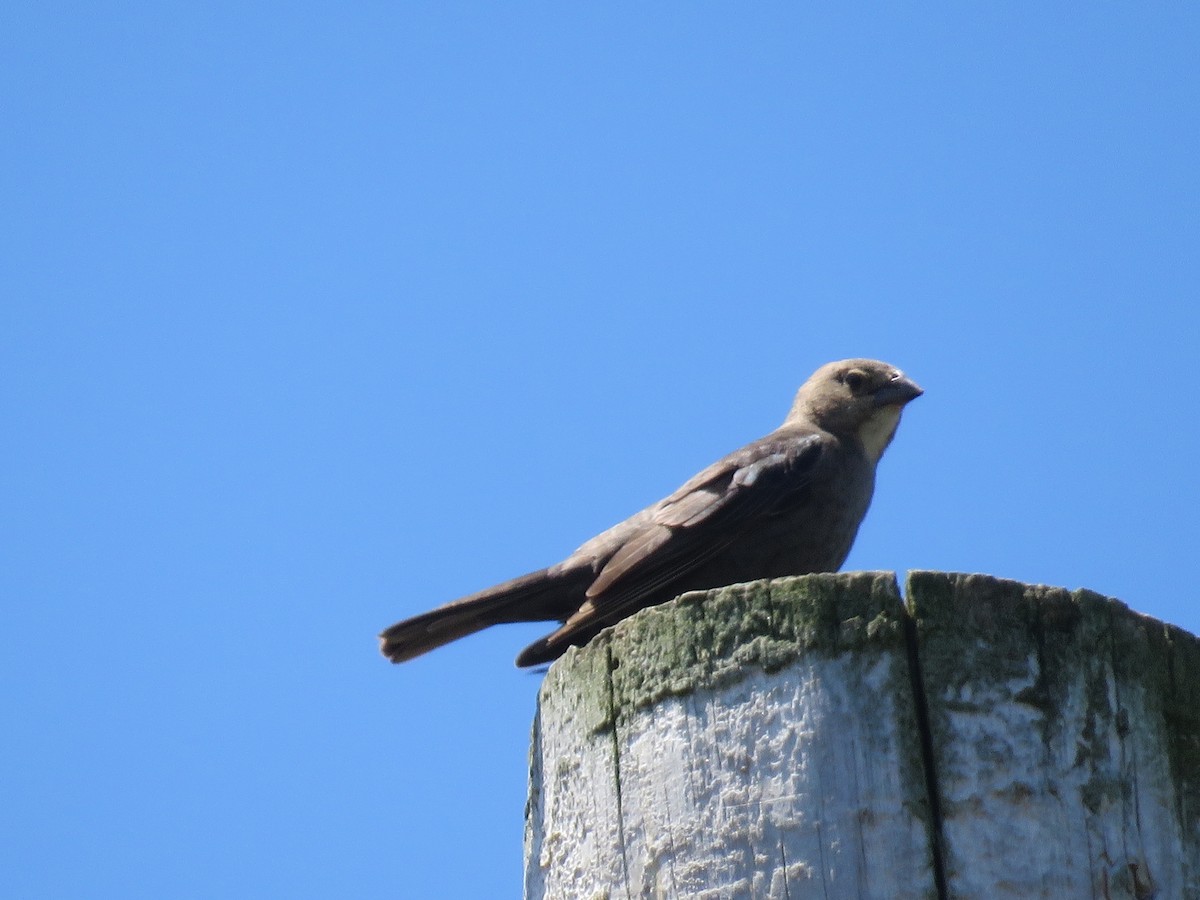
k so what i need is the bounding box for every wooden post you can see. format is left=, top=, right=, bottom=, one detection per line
left=523, top=571, right=1200, bottom=899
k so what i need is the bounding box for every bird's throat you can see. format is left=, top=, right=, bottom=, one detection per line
left=858, top=405, right=903, bottom=464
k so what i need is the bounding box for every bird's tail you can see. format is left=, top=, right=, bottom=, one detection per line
left=378, top=567, right=583, bottom=663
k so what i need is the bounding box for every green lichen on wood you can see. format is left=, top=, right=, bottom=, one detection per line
left=536, top=623, right=623, bottom=736
left=905, top=572, right=1133, bottom=754
left=538, top=571, right=908, bottom=729
left=1161, top=619, right=1200, bottom=880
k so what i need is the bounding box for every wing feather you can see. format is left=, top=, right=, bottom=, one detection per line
left=540, top=431, right=826, bottom=655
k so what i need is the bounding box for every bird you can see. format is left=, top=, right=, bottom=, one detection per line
left=380, top=358, right=922, bottom=668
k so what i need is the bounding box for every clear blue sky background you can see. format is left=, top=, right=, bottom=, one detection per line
left=4, top=5, right=1197, bottom=898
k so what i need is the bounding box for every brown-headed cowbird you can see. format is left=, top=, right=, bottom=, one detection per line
left=380, top=359, right=922, bottom=667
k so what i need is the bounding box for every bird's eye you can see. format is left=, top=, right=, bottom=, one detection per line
left=843, top=370, right=867, bottom=392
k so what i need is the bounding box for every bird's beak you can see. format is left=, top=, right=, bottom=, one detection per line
left=873, top=375, right=924, bottom=408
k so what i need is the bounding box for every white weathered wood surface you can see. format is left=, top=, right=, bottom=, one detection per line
left=524, top=571, right=1200, bottom=900
left=525, top=572, right=938, bottom=899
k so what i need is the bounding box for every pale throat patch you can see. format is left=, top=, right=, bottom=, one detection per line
left=859, top=405, right=903, bottom=464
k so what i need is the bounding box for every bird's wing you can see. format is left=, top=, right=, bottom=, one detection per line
left=541, top=430, right=827, bottom=649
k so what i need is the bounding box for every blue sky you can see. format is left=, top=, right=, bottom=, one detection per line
left=4, top=5, right=1197, bottom=898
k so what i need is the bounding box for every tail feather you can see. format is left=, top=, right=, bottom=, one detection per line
left=514, top=622, right=607, bottom=668
left=378, top=567, right=585, bottom=663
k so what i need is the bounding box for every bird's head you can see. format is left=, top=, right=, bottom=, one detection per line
left=787, top=359, right=923, bottom=463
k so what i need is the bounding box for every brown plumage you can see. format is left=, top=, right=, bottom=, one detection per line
left=380, top=359, right=922, bottom=667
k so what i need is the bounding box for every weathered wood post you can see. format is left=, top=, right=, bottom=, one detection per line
left=524, top=571, right=1200, bottom=899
